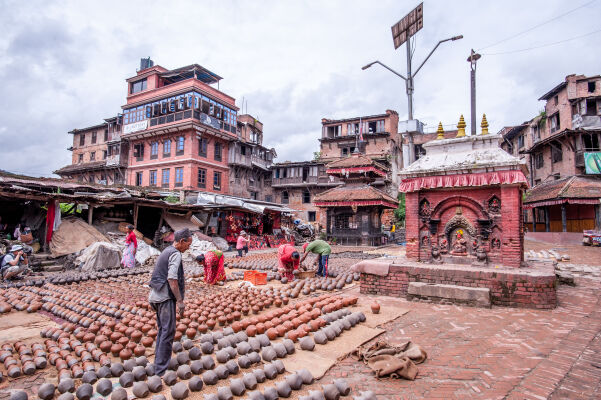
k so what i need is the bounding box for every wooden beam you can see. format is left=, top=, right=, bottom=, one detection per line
left=133, top=203, right=139, bottom=229
left=88, top=204, right=94, bottom=225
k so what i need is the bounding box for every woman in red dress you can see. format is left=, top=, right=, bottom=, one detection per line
left=277, top=244, right=300, bottom=281
left=198, top=250, right=226, bottom=285
left=121, top=225, right=137, bottom=268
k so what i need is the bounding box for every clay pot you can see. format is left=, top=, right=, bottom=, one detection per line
left=370, top=302, right=380, bottom=314
left=333, top=378, right=351, bottom=396
left=322, top=384, right=340, bottom=400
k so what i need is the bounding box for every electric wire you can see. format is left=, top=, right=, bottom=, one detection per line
left=477, top=0, right=597, bottom=51
left=481, top=28, right=601, bottom=55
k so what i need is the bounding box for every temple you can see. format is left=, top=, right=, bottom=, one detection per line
left=314, top=152, right=398, bottom=246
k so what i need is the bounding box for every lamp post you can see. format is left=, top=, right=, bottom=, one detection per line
left=467, top=50, right=481, bottom=136
left=362, top=35, right=463, bottom=162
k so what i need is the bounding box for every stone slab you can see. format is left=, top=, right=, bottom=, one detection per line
left=407, top=282, right=491, bottom=308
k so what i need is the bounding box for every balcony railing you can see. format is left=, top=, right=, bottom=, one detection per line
left=146, top=110, right=237, bottom=135
left=251, top=155, right=271, bottom=170
left=229, top=151, right=252, bottom=167
left=106, top=154, right=122, bottom=166
left=271, top=175, right=341, bottom=186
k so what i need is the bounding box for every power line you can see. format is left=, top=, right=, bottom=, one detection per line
left=477, top=0, right=597, bottom=51
left=482, top=28, right=601, bottom=55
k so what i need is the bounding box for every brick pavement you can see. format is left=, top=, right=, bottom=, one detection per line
left=321, top=278, right=601, bottom=399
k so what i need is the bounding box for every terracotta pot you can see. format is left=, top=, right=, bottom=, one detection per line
left=370, top=302, right=380, bottom=314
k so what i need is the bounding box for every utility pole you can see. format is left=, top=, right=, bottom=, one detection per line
left=467, top=49, right=481, bottom=136
left=406, top=38, right=413, bottom=120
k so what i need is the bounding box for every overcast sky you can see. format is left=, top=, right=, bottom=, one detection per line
left=1, top=0, right=600, bottom=177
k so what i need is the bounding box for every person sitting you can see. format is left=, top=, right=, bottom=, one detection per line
left=236, top=231, right=249, bottom=257
left=300, top=239, right=331, bottom=277
left=197, top=250, right=226, bottom=285
left=277, top=243, right=300, bottom=281
left=1, top=245, right=30, bottom=280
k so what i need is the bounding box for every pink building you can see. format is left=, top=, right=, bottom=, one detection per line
left=122, top=60, right=239, bottom=193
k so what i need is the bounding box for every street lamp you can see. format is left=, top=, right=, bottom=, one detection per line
left=467, top=49, right=482, bottom=136
left=362, top=34, right=462, bottom=163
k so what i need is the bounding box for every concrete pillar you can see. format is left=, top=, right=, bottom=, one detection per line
left=561, top=204, right=567, bottom=232
left=545, top=207, right=550, bottom=232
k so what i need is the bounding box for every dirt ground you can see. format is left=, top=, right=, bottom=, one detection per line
left=525, top=238, right=601, bottom=266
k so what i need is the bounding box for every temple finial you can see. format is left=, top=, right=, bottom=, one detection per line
left=456, top=115, right=466, bottom=138
left=481, top=114, right=489, bottom=135
left=436, top=122, right=444, bottom=140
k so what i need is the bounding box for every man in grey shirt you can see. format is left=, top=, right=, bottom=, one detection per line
left=148, top=228, right=192, bottom=376
left=1, top=244, right=29, bottom=280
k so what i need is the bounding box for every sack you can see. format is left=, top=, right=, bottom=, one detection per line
left=20, top=233, right=33, bottom=244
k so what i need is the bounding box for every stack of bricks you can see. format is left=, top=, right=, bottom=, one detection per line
left=360, top=264, right=557, bottom=309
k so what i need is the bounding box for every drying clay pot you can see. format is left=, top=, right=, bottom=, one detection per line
left=370, top=302, right=380, bottom=314
left=263, top=387, right=279, bottom=400
left=147, top=375, right=163, bottom=393
left=57, top=394, right=74, bottom=400
left=253, top=368, right=266, bottom=383
left=333, top=379, right=351, bottom=396
left=237, top=355, right=251, bottom=369
left=216, top=386, right=233, bottom=400
left=282, top=339, right=295, bottom=354
left=75, top=383, right=93, bottom=400
left=97, top=365, right=111, bottom=379
left=111, top=388, right=127, bottom=400
left=162, top=371, right=177, bottom=386
left=188, top=347, right=201, bottom=360
left=248, top=351, right=261, bottom=364
left=132, top=382, right=149, bottom=398
left=272, top=359, right=286, bottom=374
left=136, top=356, right=149, bottom=367
left=10, top=392, right=28, bottom=400
left=170, top=382, right=189, bottom=400
left=247, top=391, right=266, bottom=400
left=300, top=336, right=315, bottom=351
left=256, top=334, right=270, bottom=347
left=286, top=373, right=303, bottom=390
left=273, top=343, right=287, bottom=358
left=200, top=341, right=214, bottom=354
left=203, top=395, right=218, bottom=400
left=58, top=378, right=75, bottom=394
left=110, top=363, right=124, bottom=377
left=202, top=370, right=218, bottom=385
left=201, top=355, right=215, bottom=370
left=119, top=372, right=134, bottom=388
left=168, top=358, right=179, bottom=371
left=214, top=364, right=229, bottom=379
left=242, top=372, right=258, bottom=390
left=261, top=347, right=276, bottom=362
left=263, top=363, right=278, bottom=379
left=322, top=384, right=340, bottom=400
left=276, top=381, right=292, bottom=398
left=177, top=364, right=192, bottom=380
left=176, top=352, right=190, bottom=365
left=188, top=376, right=203, bottom=392
left=152, top=395, right=166, bottom=400
left=298, top=368, right=314, bottom=385
left=248, top=338, right=261, bottom=352
left=308, top=390, right=326, bottom=400
left=191, top=360, right=204, bottom=374
left=236, top=341, right=251, bottom=355
left=37, top=383, right=56, bottom=400
left=225, top=360, right=239, bottom=374
left=81, top=371, right=98, bottom=384
left=229, top=378, right=246, bottom=396
left=313, top=330, right=328, bottom=345
left=145, top=363, right=156, bottom=377
left=133, top=365, right=147, bottom=381
left=215, top=349, right=229, bottom=363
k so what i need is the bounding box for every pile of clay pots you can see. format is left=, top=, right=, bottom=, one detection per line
left=225, top=254, right=279, bottom=272
left=0, top=287, right=43, bottom=314
left=0, top=342, right=48, bottom=379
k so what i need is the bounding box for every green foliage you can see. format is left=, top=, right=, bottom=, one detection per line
left=313, top=151, right=321, bottom=161
left=164, top=195, right=179, bottom=204
left=394, top=193, right=406, bottom=223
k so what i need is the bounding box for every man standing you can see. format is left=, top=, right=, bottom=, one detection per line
left=300, top=239, right=331, bottom=277
left=1, top=245, right=29, bottom=280
left=148, top=228, right=192, bottom=376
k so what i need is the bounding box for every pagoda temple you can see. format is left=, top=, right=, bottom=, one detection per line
left=314, top=152, right=398, bottom=246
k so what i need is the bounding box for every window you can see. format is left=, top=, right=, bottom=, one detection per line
left=176, top=136, right=184, bottom=155
left=104, top=130, right=108, bottom=142
left=102, top=150, right=107, bottom=160
left=535, top=179, right=541, bottom=185
left=91, top=132, right=97, bottom=144
left=163, top=140, right=171, bottom=156
left=517, top=134, right=524, bottom=149
left=586, top=99, right=597, bottom=116
left=175, top=167, right=184, bottom=187
left=150, top=141, right=158, bottom=159
left=550, top=113, right=560, bottom=133
left=535, top=152, right=544, bottom=169
left=536, top=208, right=545, bottom=223
left=79, top=134, right=85, bottom=146
left=281, top=191, right=289, bottom=204
left=335, top=214, right=351, bottom=230
left=342, top=148, right=348, bottom=157
left=214, top=142, right=222, bottom=161
left=131, top=78, right=147, bottom=94
left=308, top=211, right=316, bottom=222
left=554, top=95, right=558, bottom=106
left=250, top=192, right=258, bottom=200
left=376, top=120, right=385, bottom=133
left=133, top=143, right=144, bottom=161
left=149, top=170, right=157, bottom=186
left=588, top=81, right=596, bottom=93
left=265, top=195, right=273, bottom=203
left=198, top=138, right=208, bottom=157
left=551, top=142, right=563, bottom=163
left=161, top=169, right=170, bottom=187
left=136, top=172, right=143, bottom=186
left=240, top=145, right=246, bottom=156
left=90, top=151, right=96, bottom=161
left=197, top=168, right=206, bottom=188
left=213, top=171, right=222, bottom=190
left=303, top=190, right=311, bottom=204
left=415, top=144, right=426, bottom=159
left=78, top=154, right=83, bottom=163
left=583, top=133, right=600, bottom=151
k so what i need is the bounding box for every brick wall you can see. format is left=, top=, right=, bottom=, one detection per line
left=275, top=187, right=327, bottom=227
left=360, top=264, right=557, bottom=309
left=71, top=127, right=109, bottom=164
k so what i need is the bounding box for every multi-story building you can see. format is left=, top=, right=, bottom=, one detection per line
left=506, top=74, right=601, bottom=233
left=121, top=61, right=239, bottom=192
left=228, top=114, right=277, bottom=200
left=55, top=116, right=126, bottom=184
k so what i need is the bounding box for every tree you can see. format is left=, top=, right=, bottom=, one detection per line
left=394, top=193, right=405, bottom=225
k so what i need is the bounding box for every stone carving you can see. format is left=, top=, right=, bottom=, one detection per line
left=491, top=237, right=501, bottom=250
left=473, top=240, right=488, bottom=266
left=488, top=196, right=501, bottom=214
left=431, top=245, right=443, bottom=264
left=438, top=235, right=448, bottom=254
left=419, top=199, right=431, bottom=218
left=444, top=215, right=477, bottom=238
left=450, top=230, right=468, bottom=255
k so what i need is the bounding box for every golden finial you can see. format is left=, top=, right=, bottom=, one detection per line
left=481, top=114, right=489, bottom=135
left=456, top=115, right=466, bottom=137
left=436, top=122, right=444, bottom=139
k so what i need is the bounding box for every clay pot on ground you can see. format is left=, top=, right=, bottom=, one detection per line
left=370, top=302, right=380, bottom=314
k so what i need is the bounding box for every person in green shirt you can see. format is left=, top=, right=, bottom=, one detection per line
left=300, top=239, right=331, bottom=277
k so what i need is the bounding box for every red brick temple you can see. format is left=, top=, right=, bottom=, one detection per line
left=356, top=117, right=558, bottom=309
left=314, top=153, right=397, bottom=246
left=400, top=117, right=529, bottom=268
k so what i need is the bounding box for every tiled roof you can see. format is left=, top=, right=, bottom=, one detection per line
left=525, top=175, right=601, bottom=203
left=314, top=184, right=397, bottom=204
left=326, top=154, right=388, bottom=171
left=54, top=161, right=114, bottom=174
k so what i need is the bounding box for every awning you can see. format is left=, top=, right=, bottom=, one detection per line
left=400, top=170, right=528, bottom=193
left=523, top=198, right=601, bottom=209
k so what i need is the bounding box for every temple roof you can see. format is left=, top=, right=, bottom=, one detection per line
left=314, top=184, right=398, bottom=208
left=525, top=175, right=601, bottom=204
left=326, top=154, right=388, bottom=172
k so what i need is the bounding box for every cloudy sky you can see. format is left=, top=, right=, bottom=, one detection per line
left=1, top=0, right=600, bottom=176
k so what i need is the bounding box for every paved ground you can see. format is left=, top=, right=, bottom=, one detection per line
left=322, top=278, right=601, bottom=399
left=525, top=238, right=601, bottom=266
